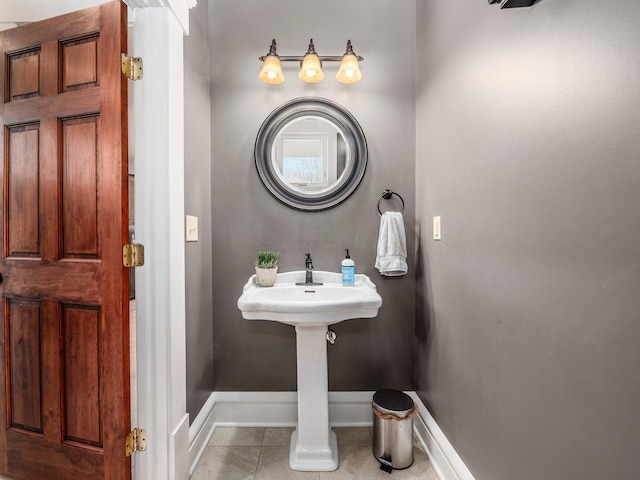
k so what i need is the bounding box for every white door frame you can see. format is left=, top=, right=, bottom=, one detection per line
left=130, top=2, right=192, bottom=478
left=0, top=1, right=194, bottom=479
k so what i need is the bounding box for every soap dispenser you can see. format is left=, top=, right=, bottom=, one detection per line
left=341, top=249, right=355, bottom=286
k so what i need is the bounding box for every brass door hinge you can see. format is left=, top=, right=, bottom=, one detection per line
left=121, top=53, right=143, bottom=80
left=125, top=427, right=147, bottom=457
left=123, top=243, right=144, bottom=267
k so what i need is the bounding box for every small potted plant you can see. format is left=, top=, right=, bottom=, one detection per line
left=255, top=251, right=279, bottom=287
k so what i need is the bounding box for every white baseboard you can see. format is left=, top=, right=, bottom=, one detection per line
left=188, top=391, right=475, bottom=480
left=213, top=391, right=377, bottom=427
left=407, top=392, right=476, bottom=480
left=188, top=393, right=216, bottom=476
left=169, top=413, right=190, bottom=480
left=214, top=391, right=298, bottom=426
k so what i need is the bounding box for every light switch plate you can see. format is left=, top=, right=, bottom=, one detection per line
left=185, top=215, right=198, bottom=242
left=433, top=216, right=442, bottom=241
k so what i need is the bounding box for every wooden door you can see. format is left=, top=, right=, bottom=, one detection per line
left=0, top=1, right=130, bottom=479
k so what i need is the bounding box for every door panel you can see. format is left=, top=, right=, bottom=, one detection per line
left=62, top=115, right=100, bottom=257
left=63, top=304, right=102, bottom=447
left=6, top=299, right=42, bottom=434
left=62, top=36, right=99, bottom=92
left=0, top=2, right=130, bottom=479
left=6, top=124, right=40, bottom=257
left=6, top=49, right=40, bottom=101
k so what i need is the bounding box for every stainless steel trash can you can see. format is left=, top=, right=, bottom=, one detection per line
left=372, top=389, right=417, bottom=473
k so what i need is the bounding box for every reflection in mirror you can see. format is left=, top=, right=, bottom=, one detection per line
left=255, top=97, right=367, bottom=211
left=272, top=116, right=348, bottom=194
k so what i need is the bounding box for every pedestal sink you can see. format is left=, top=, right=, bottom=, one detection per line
left=237, top=270, right=382, bottom=471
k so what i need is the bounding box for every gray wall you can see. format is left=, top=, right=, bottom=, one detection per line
left=415, top=1, right=640, bottom=479
left=209, top=0, right=416, bottom=391
left=184, top=0, right=214, bottom=422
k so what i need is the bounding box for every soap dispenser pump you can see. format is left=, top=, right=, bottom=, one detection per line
left=341, top=249, right=355, bottom=286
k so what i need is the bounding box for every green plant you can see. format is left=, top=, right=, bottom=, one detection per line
left=255, top=251, right=279, bottom=269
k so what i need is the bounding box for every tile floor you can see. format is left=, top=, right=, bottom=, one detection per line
left=191, top=427, right=439, bottom=480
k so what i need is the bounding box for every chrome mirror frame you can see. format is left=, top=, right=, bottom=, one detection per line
left=254, top=97, right=368, bottom=211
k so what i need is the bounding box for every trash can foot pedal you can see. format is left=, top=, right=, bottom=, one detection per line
left=379, top=455, right=393, bottom=474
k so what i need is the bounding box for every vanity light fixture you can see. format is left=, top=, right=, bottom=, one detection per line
left=258, top=39, right=364, bottom=85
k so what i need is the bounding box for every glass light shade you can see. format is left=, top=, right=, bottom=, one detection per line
left=298, top=53, right=324, bottom=83
left=336, top=53, right=362, bottom=84
left=259, top=55, right=284, bottom=84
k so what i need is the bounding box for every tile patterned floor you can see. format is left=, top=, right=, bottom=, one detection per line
left=191, top=427, right=439, bottom=480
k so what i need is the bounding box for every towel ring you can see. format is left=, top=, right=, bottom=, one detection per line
left=377, top=189, right=405, bottom=215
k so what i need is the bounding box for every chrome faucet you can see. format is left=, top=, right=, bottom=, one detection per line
left=304, top=252, right=313, bottom=283
left=296, top=252, right=323, bottom=286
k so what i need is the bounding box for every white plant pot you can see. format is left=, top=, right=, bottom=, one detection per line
left=255, top=266, right=278, bottom=287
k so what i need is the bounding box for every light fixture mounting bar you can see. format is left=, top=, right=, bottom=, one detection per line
left=258, top=55, right=364, bottom=62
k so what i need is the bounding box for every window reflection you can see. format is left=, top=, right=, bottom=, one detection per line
left=282, top=138, right=325, bottom=186
left=273, top=116, right=347, bottom=194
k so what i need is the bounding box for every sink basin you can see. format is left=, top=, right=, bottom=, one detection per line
left=237, top=270, right=382, bottom=326
left=237, top=270, right=382, bottom=472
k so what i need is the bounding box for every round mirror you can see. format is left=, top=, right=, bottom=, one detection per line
left=255, top=97, right=367, bottom=211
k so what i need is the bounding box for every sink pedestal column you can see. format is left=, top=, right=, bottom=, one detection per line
left=289, top=324, right=338, bottom=471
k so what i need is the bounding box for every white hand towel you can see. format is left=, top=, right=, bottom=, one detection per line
left=375, top=211, right=408, bottom=276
